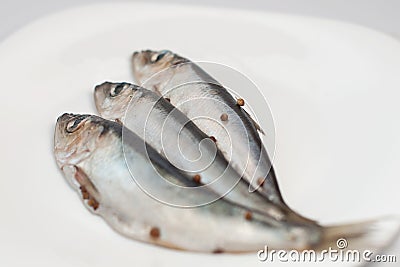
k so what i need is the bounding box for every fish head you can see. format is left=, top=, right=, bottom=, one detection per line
left=54, top=114, right=105, bottom=167
left=132, top=50, right=188, bottom=90
left=94, top=82, right=140, bottom=121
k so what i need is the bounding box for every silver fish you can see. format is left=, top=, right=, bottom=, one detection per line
left=94, top=82, right=310, bottom=223
left=54, top=113, right=322, bottom=252
left=54, top=114, right=399, bottom=253
left=131, top=50, right=284, bottom=207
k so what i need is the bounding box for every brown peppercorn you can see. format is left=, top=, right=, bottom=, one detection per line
left=209, top=136, right=217, bottom=142
left=213, top=248, right=224, bottom=254
left=150, top=227, right=160, bottom=238
left=220, top=113, right=228, bottom=121
left=80, top=186, right=90, bottom=200
left=88, top=198, right=99, bottom=210
left=237, top=98, right=245, bottom=106
left=165, top=98, right=171, bottom=102
left=245, top=211, right=252, bottom=221
left=257, top=177, right=265, bottom=187
left=82, top=191, right=90, bottom=200
left=193, top=174, right=201, bottom=184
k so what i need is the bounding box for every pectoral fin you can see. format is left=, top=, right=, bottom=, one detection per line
left=61, top=165, right=100, bottom=211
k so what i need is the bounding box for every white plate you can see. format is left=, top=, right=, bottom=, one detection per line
left=0, top=3, right=399, bottom=267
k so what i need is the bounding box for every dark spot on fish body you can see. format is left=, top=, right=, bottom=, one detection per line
left=150, top=227, right=161, bottom=239
left=193, top=174, right=201, bottom=184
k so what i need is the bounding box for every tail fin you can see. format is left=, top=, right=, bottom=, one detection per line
left=317, top=216, right=400, bottom=254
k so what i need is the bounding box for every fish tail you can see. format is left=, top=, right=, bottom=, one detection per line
left=316, top=216, right=400, bottom=253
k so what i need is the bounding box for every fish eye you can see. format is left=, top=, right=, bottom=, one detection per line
left=110, top=83, right=126, bottom=97
left=150, top=50, right=169, bottom=63
left=66, top=116, right=87, bottom=133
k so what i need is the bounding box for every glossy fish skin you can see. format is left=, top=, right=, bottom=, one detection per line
left=95, top=82, right=293, bottom=221
left=131, top=50, right=285, bottom=208
left=54, top=113, right=322, bottom=253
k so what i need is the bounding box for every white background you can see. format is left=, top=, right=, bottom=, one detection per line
left=1, top=0, right=400, bottom=41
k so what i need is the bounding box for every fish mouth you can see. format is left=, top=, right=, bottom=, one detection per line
left=132, top=49, right=164, bottom=71
left=94, top=81, right=113, bottom=94
left=94, top=82, right=111, bottom=111
left=132, top=52, right=148, bottom=82
left=132, top=50, right=148, bottom=65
